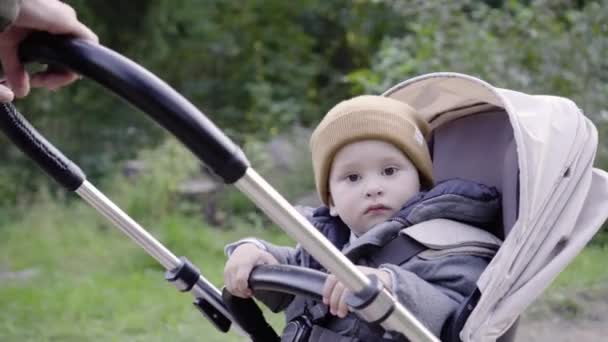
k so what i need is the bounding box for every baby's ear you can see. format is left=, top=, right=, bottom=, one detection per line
left=328, top=194, right=339, bottom=217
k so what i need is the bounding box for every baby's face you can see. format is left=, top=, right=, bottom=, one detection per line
left=328, top=140, right=420, bottom=236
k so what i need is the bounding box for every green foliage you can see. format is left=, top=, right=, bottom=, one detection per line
left=3, top=0, right=606, bottom=210
left=346, top=0, right=608, bottom=241
left=348, top=0, right=607, bottom=137
left=135, top=0, right=406, bottom=138
left=0, top=0, right=409, bottom=204
left=0, top=191, right=288, bottom=341
left=104, top=138, right=200, bottom=224
left=547, top=244, right=608, bottom=290
left=216, top=127, right=315, bottom=228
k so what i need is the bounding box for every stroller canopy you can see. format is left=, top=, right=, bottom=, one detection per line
left=384, top=72, right=608, bottom=341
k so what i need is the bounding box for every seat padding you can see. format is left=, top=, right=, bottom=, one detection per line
left=431, top=111, right=518, bottom=239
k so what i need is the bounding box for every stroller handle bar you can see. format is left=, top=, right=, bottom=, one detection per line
left=0, top=101, right=239, bottom=334
left=0, top=102, right=85, bottom=190
left=10, top=33, right=438, bottom=342
left=19, top=32, right=250, bottom=184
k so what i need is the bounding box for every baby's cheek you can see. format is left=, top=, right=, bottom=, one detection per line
left=388, top=208, right=399, bottom=218
left=361, top=216, right=387, bottom=233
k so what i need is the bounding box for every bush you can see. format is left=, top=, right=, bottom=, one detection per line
left=104, top=137, right=200, bottom=225
left=216, top=126, right=316, bottom=229
left=348, top=0, right=607, bottom=149
left=347, top=0, right=608, bottom=242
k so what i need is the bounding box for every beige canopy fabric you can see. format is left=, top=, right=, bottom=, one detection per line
left=383, top=73, right=608, bottom=341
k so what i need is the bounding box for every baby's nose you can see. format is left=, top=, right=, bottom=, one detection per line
left=365, top=184, right=384, bottom=197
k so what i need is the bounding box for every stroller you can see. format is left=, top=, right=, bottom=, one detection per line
left=2, top=34, right=607, bottom=342
left=383, top=74, right=608, bottom=340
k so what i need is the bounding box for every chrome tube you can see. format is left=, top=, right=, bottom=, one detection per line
left=235, top=168, right=438, bottom=342
left=76, top=181, right=246, bottom=336
left=235, top=169, right=369, bottom=291
left=76, top=181, right=180, bottom=269
left=384, top=303, right=440, bottom=342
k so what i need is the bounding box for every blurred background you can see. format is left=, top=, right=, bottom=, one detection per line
left=1, top=0, right=607, bottom=341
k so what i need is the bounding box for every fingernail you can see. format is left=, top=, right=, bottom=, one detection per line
left=0, top=87, right=14, bottom=102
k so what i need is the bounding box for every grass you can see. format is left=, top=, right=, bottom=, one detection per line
left=547, top=244, right=608, bottom=291
left=0, top=198, right=291, bottom=342
left=1, top=195, right=607, bottom=341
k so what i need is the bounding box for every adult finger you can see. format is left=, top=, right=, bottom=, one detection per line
left=46, top=17, right=98, bottom=43
left=41, top=2, right=98, bottom=43
left=0, top=28, right=30, bottom=98
left=68, top=21, right=98, bottom=43
left=17, top=0, right=99, bottom=43
left=0, top=83, right=14, bottom=102
left=30, top=70, right=79, bottom=90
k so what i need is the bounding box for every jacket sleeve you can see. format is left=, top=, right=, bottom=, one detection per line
left=380, top=254, right=489, bottom=337
left=224, top=237, right=301, bottom=265
left=0, top=0, right=21, bottom=31
left=224, top=237, right=303, bottom=312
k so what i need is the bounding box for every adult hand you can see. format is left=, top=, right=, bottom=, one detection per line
left=224, top=243, right=279, bottom=298
left=0, top=0, right=98, bottom=102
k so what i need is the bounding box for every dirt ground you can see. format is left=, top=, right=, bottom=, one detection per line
left=516, top=286, right=608, bottom=341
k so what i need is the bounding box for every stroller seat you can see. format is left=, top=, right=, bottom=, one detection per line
left=431, top=108, right=518, bottom=239
left=430, top=109, right=520, bottom=341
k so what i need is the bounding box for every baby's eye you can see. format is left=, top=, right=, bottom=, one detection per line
left=346, top=174, right=361, bottom=182
left=382, top=167, right=398, bottom=176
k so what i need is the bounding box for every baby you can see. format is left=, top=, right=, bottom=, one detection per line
left=224, top=95, right=501, bottom=341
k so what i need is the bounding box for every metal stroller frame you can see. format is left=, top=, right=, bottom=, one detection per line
left=0, top=33, right=437, bottom=342
left=3, top=34, right=606, bottom=342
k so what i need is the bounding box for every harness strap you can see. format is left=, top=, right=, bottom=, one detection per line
left=309, top=325, right=361, bottom=342
left=308, top=302, right=329, bottom=322
left=370, top=233, right=427, bottom=267
left=285, top=233, right=427, bottom=341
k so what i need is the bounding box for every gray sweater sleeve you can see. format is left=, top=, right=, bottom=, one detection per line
left=380, top=254, right=489, bottom=337
left=224, top=237, right=301, bottom=265
left=0, top=0, right=21, bottom=31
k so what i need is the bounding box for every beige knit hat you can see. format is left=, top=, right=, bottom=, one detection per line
left=310, top=95, right=433, bottom=205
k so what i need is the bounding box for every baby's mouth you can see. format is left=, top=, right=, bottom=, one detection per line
left=365, top=204, right=391, bottom=214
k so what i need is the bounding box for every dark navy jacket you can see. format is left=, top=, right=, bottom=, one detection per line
left=225, top=179, right=502, bottom=341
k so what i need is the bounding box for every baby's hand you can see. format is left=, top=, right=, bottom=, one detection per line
left=322, top=266, right=392, bottom=318
left=224, top=243, right=278, bottom=298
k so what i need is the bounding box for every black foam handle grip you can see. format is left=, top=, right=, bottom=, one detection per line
left=249, top=264, right=327, bottom=301
left=0, top=103, right=85, bottom=190
left=19, top=32, right=249, bottom=184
